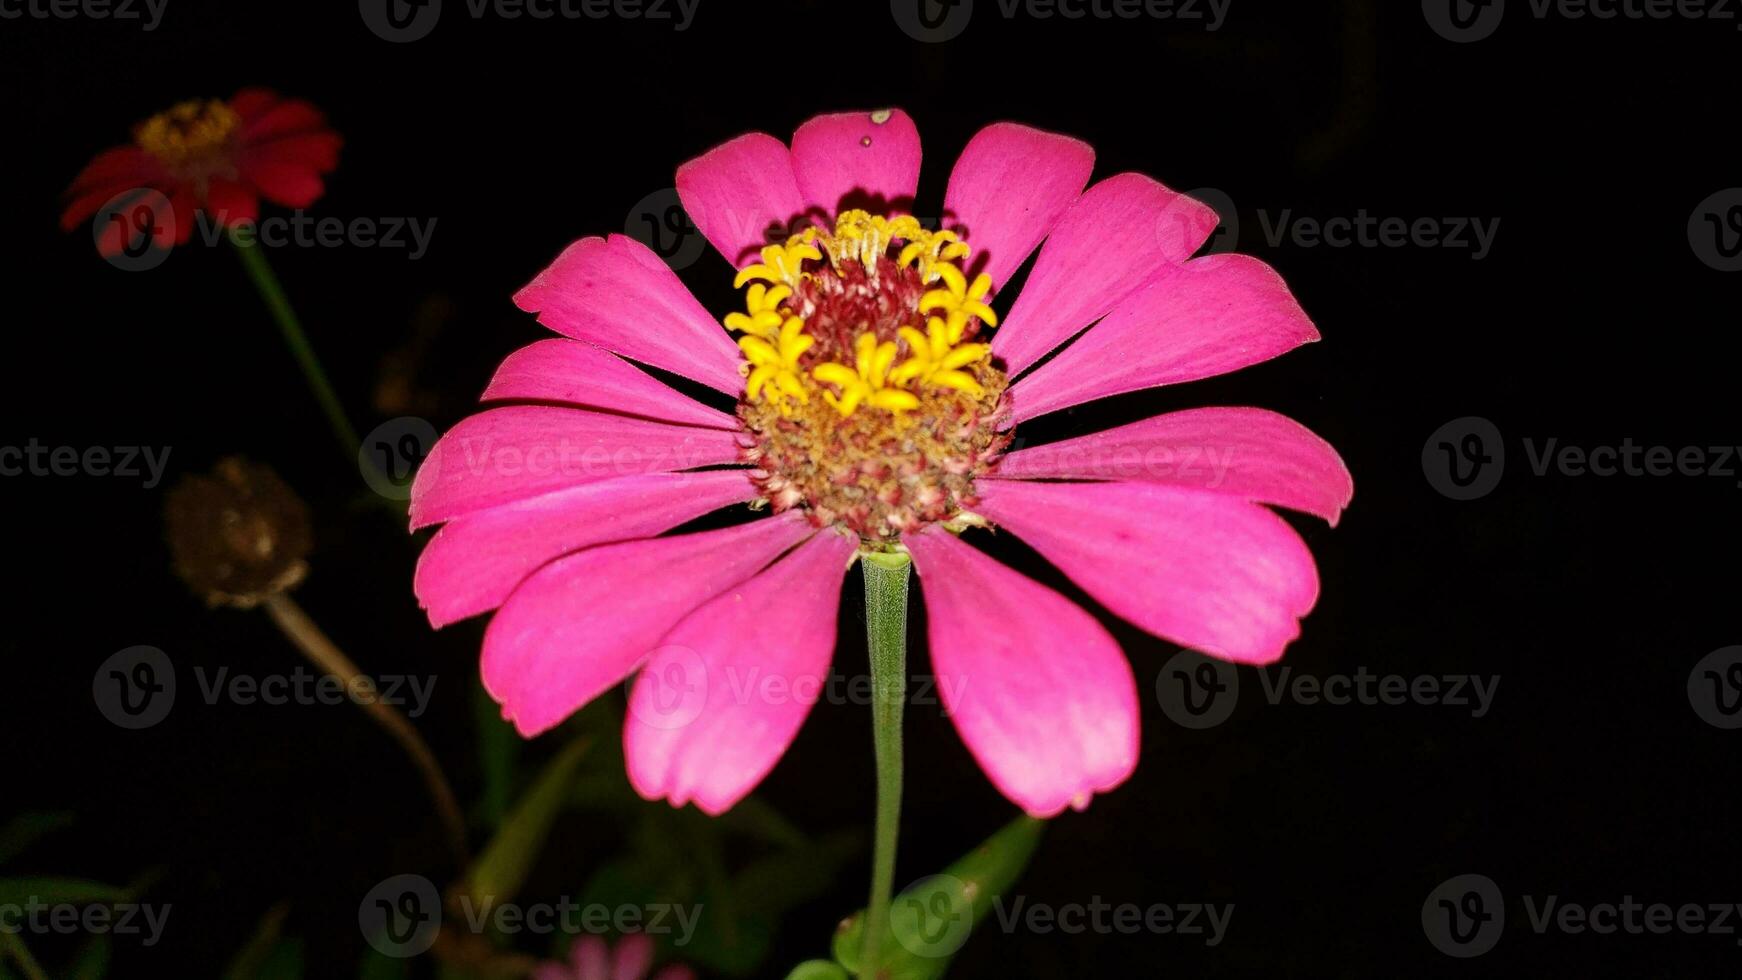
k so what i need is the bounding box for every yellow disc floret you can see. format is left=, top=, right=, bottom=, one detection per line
left=134, top=99, right=241, bottom=170
left=728, top=211, right=1003, bottom=419
left=918, top=264, right=998, bottom=345
left=724, top=282, right=792, bottom=340
left=740, top=315, right=813, bottom=416
left=897, top=228, right=971, bottom=285
left=734, top=234, right=823, bottom=290
left=890, top=317, right=993, bottom=398
left=813, top=333, right=922, bottom=417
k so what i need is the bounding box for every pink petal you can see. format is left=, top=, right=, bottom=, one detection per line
left=514, top=235, right=745, bottom=395
left=1008, top=253, right=1319, bottom=421
left=408, top=406, right=740, bottom=529
left=237, top=97, right=331, bottom=143
left=482, top=338, right=737, bottom=430
left=238, top=159, right=327, bottom=208
left=976, top=479, right=1320, bottom=666
left=943, top=122, right=1094, bottom=291
left=483, top=515, right=815, bottom=737
left=675, top=132, right=807, bottom=268
left=906, top=528, right=1139, bottom=817
left=993, top=407, right=1353, bottom=525
left=994, top=173, right=1219, bottom=376
left=228, top=87, right=279, bottom=120
left=414, top=470, right=756, bottom=628
left=243, top=130, right=342, bottom=172
left=625, top=531, right=854, bottom=815
left=790, top=109, right=922, bottom=216
left=203, top=178, right=259, bottom=226
left=610, top=933, right=654, bottom=980
left=570, top=935, right=610, bottom=980
left=65, top=146, right=164, bottom=197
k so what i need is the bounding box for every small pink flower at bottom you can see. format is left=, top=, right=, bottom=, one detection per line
left=410, top=110, right=1353, bottom=818
left=534, top=934, right=693, bottom=980
left=62, top=89, right=340, bottom=256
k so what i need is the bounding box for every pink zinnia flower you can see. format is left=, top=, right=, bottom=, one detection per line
left=534, top=934, right=693, bottom=980
left=62, top=88, right=341, bottom=256
left=411, top=111, right=1352, bottom=817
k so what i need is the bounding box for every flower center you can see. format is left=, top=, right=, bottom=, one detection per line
left=134, top=99, right=241, bottom=172
left=729, top=211, right=1013, bottom=543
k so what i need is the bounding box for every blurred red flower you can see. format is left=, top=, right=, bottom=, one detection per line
left=62, top=88, right=340, bottom=256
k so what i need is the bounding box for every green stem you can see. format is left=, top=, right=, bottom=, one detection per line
left=226, top=231, right=362, bottom=462
left=0, top=932, right=50, bottom=980
left=859, top=549, right=912, bottom=979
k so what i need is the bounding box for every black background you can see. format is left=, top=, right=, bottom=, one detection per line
left=6, top=0, right=1740, bottom=975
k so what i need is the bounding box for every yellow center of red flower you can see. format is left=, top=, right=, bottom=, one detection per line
left=730, top=212, right=1012, bottom=542
left=134, top=99, right=240, bottom=171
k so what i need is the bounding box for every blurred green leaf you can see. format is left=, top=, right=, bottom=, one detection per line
left=355, top=946, right=410, bottom=980
left=68, top=936, right=110, bottom=980
left=784, top=961, right=850, bottom=980
left=224, top=902, right=296, bottom=980
left=464, top=735, right=591, bottom=905
left=0, top=878, right=130, bottom=908
left=472, top=680, right=520, bottom=830
left=832, top=816, right=1045, bottom=979
left=0, top=813, right=75, bottom=867
left=576, top=806, right=860, bottom=979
